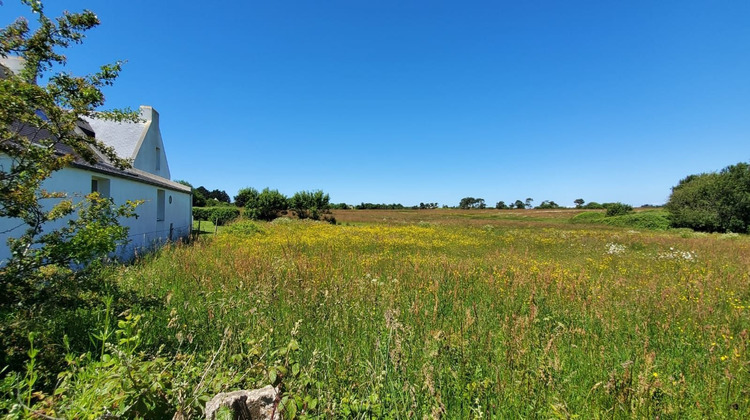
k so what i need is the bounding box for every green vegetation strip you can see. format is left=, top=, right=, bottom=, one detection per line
left=6, top=218, right=747, bottom=417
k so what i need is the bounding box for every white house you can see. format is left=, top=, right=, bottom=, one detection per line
left=0, top=96, right=192, bottom=262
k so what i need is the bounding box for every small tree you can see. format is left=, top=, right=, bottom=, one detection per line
left=605, top=202, right=633, bottom=217
left=574, top=198, right=585, bottom=208
left=459, top=197, right=485, bottom=209
left=583, top=202, right=604, bottom=209
left=289, top=190, right=330, bottom=220
left=234, top=187, right=259, bottom=208
left=514, top=200, right=525, bottom=210
left=525, top=198, right=534, bottom=209
left=246, top=188, right=288, bottom=221
left=208, top=189, right=230, bottom=203
left=536, top=200, right=561, bottom=209
left=666, top=162, right=750, bottom=233
left=495, top=201, right=508, bottom=210
left=1, top=1, right=139, bottom=304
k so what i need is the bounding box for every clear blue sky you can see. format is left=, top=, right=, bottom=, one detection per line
left=3, top=1, right=749, bottom=207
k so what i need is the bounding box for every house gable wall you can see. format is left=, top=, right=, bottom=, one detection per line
left=0, top=160, right=191, bottom=263
left=131, top=107, right=171, bottom=179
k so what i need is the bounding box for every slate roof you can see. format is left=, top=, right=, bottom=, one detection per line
left=83, top=116, right=147, bottom=160
left=2, top=59, right=189, bottom=194
left=6, top=122, right=190, bottom=194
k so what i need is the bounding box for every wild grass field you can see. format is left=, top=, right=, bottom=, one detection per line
left=112, top=209, right=750, bottom=418
left=4, top=209, right=749, bottom=418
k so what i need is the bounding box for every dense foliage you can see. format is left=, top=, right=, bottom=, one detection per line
left=0, top=3, right=139, bottom=302
left=418, top=202, right=439, bottom=209
left=192, top=206, right=240, bottom=226
left=289, top=190, right=331, bottom=221
left=536, top=200, right=562, bottom=209
left=355, top=203, right=407, bottom=210
left=458, top=197, right=486, bottom=209
left=1, top=1, right=141, bottom=415
left=0, top=0, right=139, bottom=283
left=666, top=162, right=750, bottom=233
left=581, top=202, right=603, bottom=209
left=245, top=188, right=288, bottom=221
left=570, top=209, right=671, bottom=230
left=196, top=186, right=230, bottom=204
left=604, top=202, right=634, bottom=217
left=233, top=187, right=259, bottom=208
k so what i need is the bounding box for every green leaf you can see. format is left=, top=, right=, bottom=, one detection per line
left=285, top=398, right=298, bottom=419
left=288, top=339, right=300, bottom=352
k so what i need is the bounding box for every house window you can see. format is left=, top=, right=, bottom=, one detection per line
left=157, top=189, right=165, bottom=221
left=91, top=177, right=110, bottom=198
left=155, top=147, right=161, bottom=171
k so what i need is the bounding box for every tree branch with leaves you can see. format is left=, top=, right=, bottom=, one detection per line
left=1, top=0, right=139, bottom=305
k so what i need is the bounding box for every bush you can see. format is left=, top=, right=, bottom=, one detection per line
left=234, top=187, right=259, bottom=208
left=289, top=190, right=330, bottom=220
left=666, top=162, right=750, bottom=233
left=605, top=202, right=633, bottom=217
left=192, top=207, right=240, bottom=226
left=246, top=188, right=288, bottom=221
left=602, top=211, right=671, bottom=230
left=582, top=202, right=604, bottom=209
left=536, top=200, right=562, bottom=209
left=570, top=210, right=671, bottom=230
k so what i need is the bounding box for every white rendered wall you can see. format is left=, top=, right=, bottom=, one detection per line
left=132, top=107, right=171, bottom=179
left=0, top=162, right=191, bottom=264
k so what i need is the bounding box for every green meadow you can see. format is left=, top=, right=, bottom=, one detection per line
left=3, top=209, right=750, bottom=418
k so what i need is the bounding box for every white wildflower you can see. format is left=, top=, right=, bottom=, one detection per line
left=658, top=247, right=696, bottom=261
left=605, top=243, right=626, bottom=255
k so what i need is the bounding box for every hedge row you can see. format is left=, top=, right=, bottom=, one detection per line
left=192, top=207, right=240, bottom=226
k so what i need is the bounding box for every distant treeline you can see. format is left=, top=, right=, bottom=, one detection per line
left=172, top=183, right=661, bottom=212
left=353, top=202, right=439, bottom=210
left=173, top=181, right=667, bottom=213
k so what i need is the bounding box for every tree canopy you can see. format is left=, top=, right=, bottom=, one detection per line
left=666, top=162, right=750, bottom=233
left=1, top=1, right=138, bottom=304
left=459, top=197, right=485, bottom=209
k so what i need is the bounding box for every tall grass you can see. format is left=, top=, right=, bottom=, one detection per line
left=109, top=217, right=750, bottom=417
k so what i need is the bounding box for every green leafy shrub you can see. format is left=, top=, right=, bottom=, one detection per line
left=605, top=202, right=633, bottom=217
left=234, top=187, right=260, bottom=208
left=289, top=190, right=331, bottom=221
left=536, top=200, right=562, bottom=209
left=246, top=188, right=288, bottom=221
left=571, top=210, right=670, bottom=230
left=192, top=207, right=240, bottom=226
left=666, top=162, right=750, bottom=233
left=4, top=308, right=248, bottom=418
left=191, top=207, right=210, bottom=222
left=603, top=211, right=671, bottom=230
left=210, top=207, right=240, bottom=225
